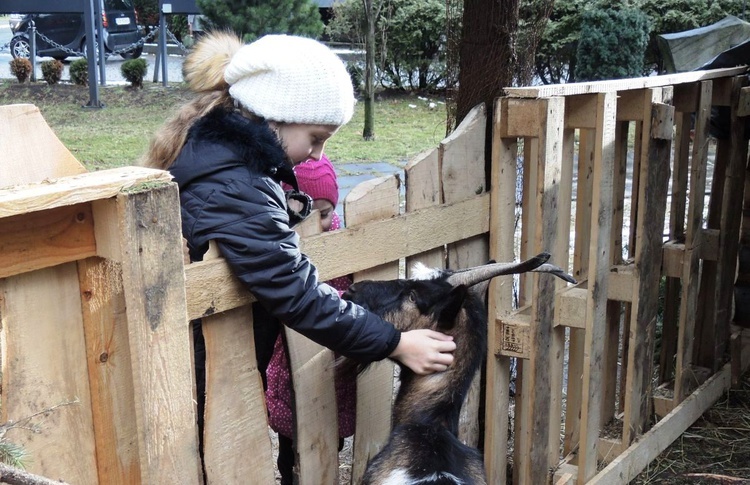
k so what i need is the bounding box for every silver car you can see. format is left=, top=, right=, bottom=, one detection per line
left=9, top=13, right=23, bottom=33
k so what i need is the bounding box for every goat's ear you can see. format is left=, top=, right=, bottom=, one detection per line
left=435, top=284, right=468, bottom=331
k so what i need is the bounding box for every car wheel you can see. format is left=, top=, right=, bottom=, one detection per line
left=10, top=36, right=31, bottom=59
left=120, top=46, right=143, bottom=60
left=81, top=39, right=102, bottom=62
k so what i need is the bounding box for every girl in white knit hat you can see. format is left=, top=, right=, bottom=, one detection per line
left=142, top=30, right=455, bottom=467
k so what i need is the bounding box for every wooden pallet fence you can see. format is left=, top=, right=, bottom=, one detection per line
left=489, top=66, right=750, bottom=485
left=3, top=64, right=750, bottom=485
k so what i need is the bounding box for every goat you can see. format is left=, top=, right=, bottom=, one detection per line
left=342, top=252, right=575, bottom=485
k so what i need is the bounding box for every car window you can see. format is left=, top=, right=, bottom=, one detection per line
left=104, top=0, right=135, bottom=10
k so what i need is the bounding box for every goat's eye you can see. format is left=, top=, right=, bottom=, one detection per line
left=408, top=290, right=417, bottom=303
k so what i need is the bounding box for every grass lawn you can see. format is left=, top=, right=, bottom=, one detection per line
left=0, top=81, right=448, bottom=171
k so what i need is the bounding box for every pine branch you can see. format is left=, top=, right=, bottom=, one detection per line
left=0, top=462, right=69, bottom=485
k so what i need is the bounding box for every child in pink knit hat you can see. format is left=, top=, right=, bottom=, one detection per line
left=266, top=154, right=355, bottom=484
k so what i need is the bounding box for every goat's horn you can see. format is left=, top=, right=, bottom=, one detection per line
left=446, top=252, right=577, bottom=288
left=534, top=263, right=578, bottom=284
left=446, top=252, right=551, bottom=287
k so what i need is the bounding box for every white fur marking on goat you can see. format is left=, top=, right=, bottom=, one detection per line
left=381, top=469, right=466, bottom=484
left=410, top=262, right=443, bottom=281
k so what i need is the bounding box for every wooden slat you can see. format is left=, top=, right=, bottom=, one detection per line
left=0, top=104, right=86, bottom=189
left=497, top=312, right=531, bottom=359
left=441, top=103, right=488, bottom=448
left=674, top=81, right=713, bottom=402
left=287, top=209, right=339, bottom=485
left=563, top=126, right=594, bottom=456
left=348, top=175, right=400, bottom=485
left=78, top=257, right=140, bottom=484
left=0, top=166, right=173, bottom=219
left=484, top=98, right=518, bottom=484
left=622, top=99, right=675, bottom=445
left=514, top=97, right=567, bottom=484
left=184, top=194, right=490, bottom=320
left=202, top=306, right=276, bottom=484
left=0, top=202, right=96, bottom=278
left=577, top=93, right=617, bottom=482
left=712, top=76, right=749, bottom=371
left=0, top=264, right=98, bottom=483
left=504, top=66, right=747, bottom=98
left=116, top=185, right=201, bottom=484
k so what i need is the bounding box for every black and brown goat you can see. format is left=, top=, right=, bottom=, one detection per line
left=343, top=252, right=575, bottom=485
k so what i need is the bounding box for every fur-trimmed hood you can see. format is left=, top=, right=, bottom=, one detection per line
left=170, top=107, right=298, bottom=190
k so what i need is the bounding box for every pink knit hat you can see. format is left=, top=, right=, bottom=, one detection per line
left=294, top=155, right=339, bottom=207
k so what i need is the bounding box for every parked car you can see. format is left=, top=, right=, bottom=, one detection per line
left=8, top=13, right=23, bottom=33
left=9, top=0, right=142, bottom=61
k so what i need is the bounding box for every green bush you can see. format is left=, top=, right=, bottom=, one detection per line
left=121, top=58, right=148, bottom=89
left=575, top=7, right=651, bottom=81
left=327, top=0, right=451, bottom=91
left=9, top=58, right=32, bottom=83
left=70, top=58, right=89, bottom=86
left=41, top=59, right=64, bottom=85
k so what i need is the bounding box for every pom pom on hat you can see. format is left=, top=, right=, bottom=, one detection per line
left=294, top=155, right=339, bottom=207
left=225, top=35, right=355, bottom=126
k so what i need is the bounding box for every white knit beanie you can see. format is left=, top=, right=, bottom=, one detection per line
left=224, top=35, right=355, bottom=126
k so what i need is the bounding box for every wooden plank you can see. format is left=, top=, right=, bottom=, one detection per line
left=78, top=257, right=140, bottom=484
left=577, top=92, right=617, bottom=483
left=286, top=210, right=339, bottom=485
left=514, top=97, right=567, bottom=484
left=0, top=166, right=173, bottom=218
left=116, top=184, right=201, bottom=484
left=694, top=138, right=729, bottom=368
left=562, top=126, right=594, bottom=456
left=0, top=202, right=96, bottom=278
left=520, top=138, right=539, bottom=306
left=504, top=66, right=747, bottom=98
left=0, top=104, right=87, bottom=188
left=441, top=103, right=488, bottom=448
left=589, top=361, right=738, bottom=484
left=184, top=195, right=490, bottom=320
left=404, top=147, right=445, bottom=274
left=347, top=175, right=400, bottom=485
left=674, top=81, right=713, bottom=402
left=622, top=100, right=674, bottom=445
left=202, top=306, right=276, bottom=484
left=484, top=98, right=518, bottom=484
left=0, top=263, right=98, bottom=483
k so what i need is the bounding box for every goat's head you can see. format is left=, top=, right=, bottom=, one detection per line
left=343, top=252, right=576, bottom=334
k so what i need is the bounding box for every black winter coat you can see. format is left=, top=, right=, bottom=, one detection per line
left=169, top=108, right=400, bottom=362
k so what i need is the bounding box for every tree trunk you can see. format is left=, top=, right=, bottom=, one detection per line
left=456, top=0, right=519, bottom=179
left=362, top=0, right=376, bottom=141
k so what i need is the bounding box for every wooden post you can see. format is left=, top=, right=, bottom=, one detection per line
left=116, top=184, right=202, bottom=484
left=484, top=97, right=519, bottom=484
left=673, top=81, right=713, bottom=402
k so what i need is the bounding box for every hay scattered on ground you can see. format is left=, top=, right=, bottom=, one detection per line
left=632, top=371, right=750, bottom=484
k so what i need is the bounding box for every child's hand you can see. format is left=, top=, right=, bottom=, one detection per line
left=390, top=329, right=455, bottom=375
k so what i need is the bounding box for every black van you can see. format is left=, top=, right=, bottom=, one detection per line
left=9, top=0, right=142, bottom=61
